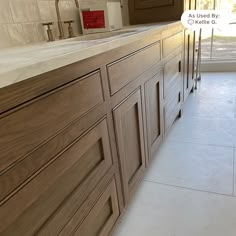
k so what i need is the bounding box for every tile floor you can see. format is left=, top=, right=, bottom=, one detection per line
left=113, top=72, right=236, bottom=236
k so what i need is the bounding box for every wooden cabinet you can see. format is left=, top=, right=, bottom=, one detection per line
left=183, top=29, right=194, bottom=102
left=0, top=22, right=191, bottom=236
left=163, top=54, right=183, bottom=133
left=183, top=0, right=197, bottom=102
left=0, top=118, right=117, bottom=235
left=129, top=0, right=184, bottom=24
left=145, top=70, right=163, bottom=159
left=113, top=89, right=146, bottom=204
left=59, top=178, right=119, bottom=236
left=162, top=32, right=183, bottom=59
left=128, top=0, right=197, bottom=24
left=107, top=42, right=161, bottom=95
left=0, top=70, right=104, bottom=174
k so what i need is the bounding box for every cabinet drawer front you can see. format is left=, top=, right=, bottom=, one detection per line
left=0, top=105, right=106, bottom=204
left=165, top=104, right=180, bottom=132
left=163, top=32, right=182, bottom=58
left=165, top=86, right=181, bottom=118
left=107, top=42, right=161, bottom=95
left=113, top=89, right=146, bottom=203
left=0, top=119, right=112, bottom=235
left=60, top=178, right=119, bottom=236
left=0, top=70, right=104, bottom=173
left=164, top=90, right=181, bottom=132
left=164, top=54, right=182, bottom=98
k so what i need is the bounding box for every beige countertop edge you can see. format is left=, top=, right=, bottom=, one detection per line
left=0, top=21, right=182, bottom=90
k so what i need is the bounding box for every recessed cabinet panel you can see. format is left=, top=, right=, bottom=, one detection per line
left=164, top=92, right=181, bottom=133
left=71, top=178, right=119, bottom=236
left=0, top=104, right=106, bottom=204
left=145, top=71, right=163, bottom=158
left=164, top=54, right=182, bottom=98
left=163, top=52, right=182, bottom=133
left=107, top=42, right=161, bottom=95
left=0, top=119, right=113, bottom=236
left=113, top=89, right=146, bottom=203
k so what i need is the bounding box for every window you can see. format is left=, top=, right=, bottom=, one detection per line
left=197, top=0, right=236, bottom=60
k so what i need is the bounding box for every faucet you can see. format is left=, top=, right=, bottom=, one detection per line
left=55, top=0, right=79, bottom=39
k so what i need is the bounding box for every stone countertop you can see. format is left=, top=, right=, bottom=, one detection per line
left=0, top=21, right=181, bottom=89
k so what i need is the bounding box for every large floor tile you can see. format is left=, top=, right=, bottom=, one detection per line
left=183, top=95, right=235, bottom=119
left=144, top=141, right=234, bottom=195
left=195, top=73, right=236, bottom=100
left=167, top=116, right=236, bottom=147
left=113, top=182, right=236, bottom=236
left=196, top=87, right=236, bottom=100
left=198, top=73, right=236, bottom=88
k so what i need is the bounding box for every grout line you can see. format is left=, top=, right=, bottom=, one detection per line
left=164, top=138, right=235, bottom=149
left=180, top=115, right=236, bottom=121
left=233, top=148, right=235, bottom=196
left=143, top=180, right=236, bottom=199
left=182, top=114, right=236, bottom=120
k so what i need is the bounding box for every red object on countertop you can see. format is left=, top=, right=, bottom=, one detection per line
left=82, top=11, right=105, bottom=29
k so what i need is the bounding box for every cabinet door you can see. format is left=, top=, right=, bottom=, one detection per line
left=183, top=29, right=194, bottom=101
left=145, top=70, right=163, bottom=159
left=189, top=30, right=195, bottom=92
left=129, top=0, right=184, bottom=24
left=113, top=89, right=146, bottom=204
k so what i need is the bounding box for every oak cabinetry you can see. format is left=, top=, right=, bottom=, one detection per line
left=183, top=29, right=194, bottom=101
left=0, top=116, right=115, bottom=235
left=162, top=30, right=183, bottom=134
left=0, top=70, right=104, bottom=174
left=107, top=42, right=161, bottom=95
left=163, top=54, right=182, bottom=133
left=183, top=0, right=197, bottom=102
left=128, top=0, right=196, bottom=104
left=162, top=32, right=182, bottom=59
left=113, top=89, right=146, bottom=204
left=128, top=0, right=196, bottom=25
left=60, top=177, right=119, bottom=236
left=145, top=70, right=163, bottom=158
left=0, top=23, right=190, bottom=236
left=163, top=54, right=182, bottom=98
left=129, top=0, right=184, bottom=24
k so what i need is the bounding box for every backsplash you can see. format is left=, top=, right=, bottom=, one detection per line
left=0, top=0, right=130, bottom=49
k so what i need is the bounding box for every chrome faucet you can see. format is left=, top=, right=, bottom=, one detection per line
left=55, top=0, right=79, bottom=39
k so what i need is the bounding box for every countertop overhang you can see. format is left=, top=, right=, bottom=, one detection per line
left=0, top=21, right=182, bottom=89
